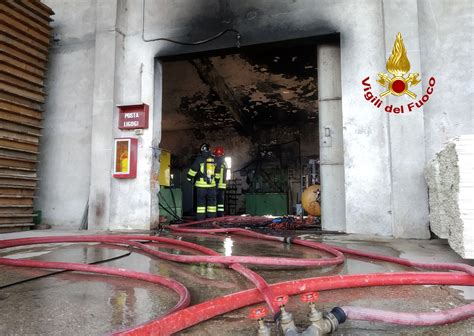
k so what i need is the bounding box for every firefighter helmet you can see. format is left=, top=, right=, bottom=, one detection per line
left=213, top=146, right=225, bottom=157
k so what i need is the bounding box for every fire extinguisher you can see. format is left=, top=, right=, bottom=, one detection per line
left=120, top=151, right=128, bottom=172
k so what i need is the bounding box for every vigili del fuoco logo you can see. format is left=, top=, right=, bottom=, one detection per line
left=362, top=32, right=436, bottom=114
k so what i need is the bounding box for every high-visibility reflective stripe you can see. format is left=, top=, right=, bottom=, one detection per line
left=196, top=207, right=206, bottom=213
left=188, top=169, right=197, bottom=177
left=207, top=206, right=217, bottom=212
left=218, top=184, right=226, bottom=189
left=195, top=177, right=216, bottom=186
left=195, top=181, right=216, bottom=188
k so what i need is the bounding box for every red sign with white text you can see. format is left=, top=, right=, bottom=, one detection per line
left=117, top=104, right=149, bottom=130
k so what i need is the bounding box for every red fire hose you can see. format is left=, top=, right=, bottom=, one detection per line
left=117, top=272, right=474, bottom=335
left=0, top=218, right=473, bottom=335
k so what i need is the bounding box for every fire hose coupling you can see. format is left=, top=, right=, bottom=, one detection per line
left=328, top=307, right=347, bottom=324
left=248, top=306, right=271, bottom=336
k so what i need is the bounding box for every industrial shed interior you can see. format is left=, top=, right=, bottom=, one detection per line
left=0, top=1, right=473, bottom=336
left=160, top=43, right=320, bottom=219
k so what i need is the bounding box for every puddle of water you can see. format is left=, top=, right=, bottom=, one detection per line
left=223, top=237, right=234, bottom=256
left=6, top=251, right=52, bottom=259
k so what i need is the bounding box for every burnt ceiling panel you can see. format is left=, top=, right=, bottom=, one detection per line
left=162, top=44, right=318, bottom=132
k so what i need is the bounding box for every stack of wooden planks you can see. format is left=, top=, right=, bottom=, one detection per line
left=0, top=0, right=53, bottom=232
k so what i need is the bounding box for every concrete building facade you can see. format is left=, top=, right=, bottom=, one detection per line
left=37, top=0, right=473, bottom=238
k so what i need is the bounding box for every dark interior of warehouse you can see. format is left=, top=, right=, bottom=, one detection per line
left=159, top=43, right=320, bottom=221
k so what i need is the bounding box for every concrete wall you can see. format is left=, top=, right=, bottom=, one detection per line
left=39, top=0, right=472, bottom=237
left=418, top=0, right=474, bottom=162
left=87, top=0, right=118, bottom=228
left=38, top=0, right=97, bottom=228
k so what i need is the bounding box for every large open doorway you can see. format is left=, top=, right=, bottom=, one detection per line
left=157, top=36, right=343, bottom=230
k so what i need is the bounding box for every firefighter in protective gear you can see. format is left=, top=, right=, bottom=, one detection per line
left=213, top=146, right=227, bottom=217
left=187, top=143, right=217, bottom=220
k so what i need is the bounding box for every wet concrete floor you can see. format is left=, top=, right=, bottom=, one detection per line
left=0, top=229, right=473, bottom=335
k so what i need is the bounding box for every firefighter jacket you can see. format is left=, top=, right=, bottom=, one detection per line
left=187, top=153, right=217, bottom=188
left=214, top=156, right=227, bottom=190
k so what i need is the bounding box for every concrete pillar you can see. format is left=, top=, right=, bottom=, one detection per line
left=317, top=44, right=346, bottom=232
left=107, top=1, right=158, bottom=230
left=339, top=1, right=393, bottom=236
left=383, top=0, right=429, bottom=238
left=87, top=0, right=118, bottom=229
left=150, top=60, right=164, bottom=226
